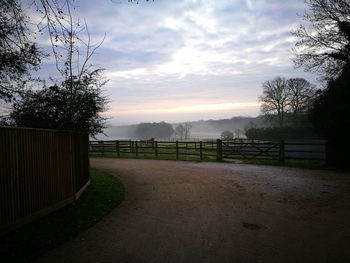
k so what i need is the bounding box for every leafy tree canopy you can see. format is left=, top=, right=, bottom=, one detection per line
left=1, top=0, right=109, bottom=136
left=135, top=122, right=174, bottom=139
left=10, top=70, right=108, bottom=136
left=310, top=64, right=350, bottom=140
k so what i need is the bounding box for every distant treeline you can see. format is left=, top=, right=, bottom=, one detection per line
left=188, top=116, right=264, bottom=133
left=102, top=116, right=265, bottom=139
left=135, top=122, right=173, bottom=139
left=101, top=114, right=323, bottom=141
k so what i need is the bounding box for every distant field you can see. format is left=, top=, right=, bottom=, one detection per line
left=92, top=132, right=222, bottom=141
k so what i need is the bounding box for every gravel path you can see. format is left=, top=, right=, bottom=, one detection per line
left=37, top=158, right=350, bottom=263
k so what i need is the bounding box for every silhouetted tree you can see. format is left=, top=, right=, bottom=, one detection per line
left=259, top=77, right=289, bottom=127
left=293, top=0, right=350, bottom=167
left=5, top=0, right=109, bottom=135
left=135, top=122, right=174, bottom=139
left=310, top=64, right=350, bottom=167
left=37, top=0, right=107, bottom=131
left=0, top=0, right=41, bottom=103
left=287, top=78, right=316, bottom=116
left=292, top=0, right=350, bottom=79
left=244, top=121, right=258, bottom=137
left=10, top=69, right=108, bottom=136
left=32, top=0, right=106, bottom=85
left=259, top=77, right=316, bottom=127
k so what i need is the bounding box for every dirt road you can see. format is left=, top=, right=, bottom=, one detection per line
left=37, top=158, right=350, bottom=263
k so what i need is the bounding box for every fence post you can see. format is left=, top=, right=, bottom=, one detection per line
left=217, top=139, right=222, bottom=161
left=176, top=141, right=179, bottom=160
left=135, top=141, right=138, bottom=157
left=325, top=141, right=331, bottom=165
left=279, top=140, right=285, bottom=163
left=200, top=141, right=203, bottom=161
left=155, top=141, right=158, bottom=159
left=71, top=134, right=76, bottom=194
left=116, top=140, right=120, bottom=157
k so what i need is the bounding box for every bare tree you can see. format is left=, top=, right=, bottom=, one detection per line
left=287, top=78, right=316, bottom=115
left=175, top=124, right=185, bottom=140
left=259, top=77, right=289, bottom=127
left=34, top=0, right=105, bottom=85
left=0, top=0, right=41, bottom=103
left=292, top=0, right=350, bottom=79
left=183, top=122, right=193, bottom=140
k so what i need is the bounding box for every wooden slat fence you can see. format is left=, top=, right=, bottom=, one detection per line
left=89, top=139, right=326, bottom=162
left=0, top=126, right=89, bottom=234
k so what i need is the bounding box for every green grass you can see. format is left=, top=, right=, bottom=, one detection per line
left=0, top=168, right=125, bottom=263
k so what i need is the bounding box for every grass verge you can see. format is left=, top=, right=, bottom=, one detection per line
left=0, top=168, right=125, bottom=263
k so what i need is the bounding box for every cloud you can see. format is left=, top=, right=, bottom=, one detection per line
left=32, top=0, right=317, bottom=124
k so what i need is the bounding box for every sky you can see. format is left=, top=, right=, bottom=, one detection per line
left=34, top=0, right=318, bottom=125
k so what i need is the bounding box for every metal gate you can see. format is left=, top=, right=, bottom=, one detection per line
left=222, top=140, right=281, bottom=160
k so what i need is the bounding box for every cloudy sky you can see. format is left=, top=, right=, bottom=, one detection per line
left=37, top=0, right=317, bottom=125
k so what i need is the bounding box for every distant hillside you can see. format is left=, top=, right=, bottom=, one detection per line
left=187, top=116, right=265, bottom=133
left=96, top=116, right=265, bottom=140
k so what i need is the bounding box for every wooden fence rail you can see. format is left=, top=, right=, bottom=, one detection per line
left=89, top=139, right=326, bottom=162
left=0, top=126, right=89, bottom=234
